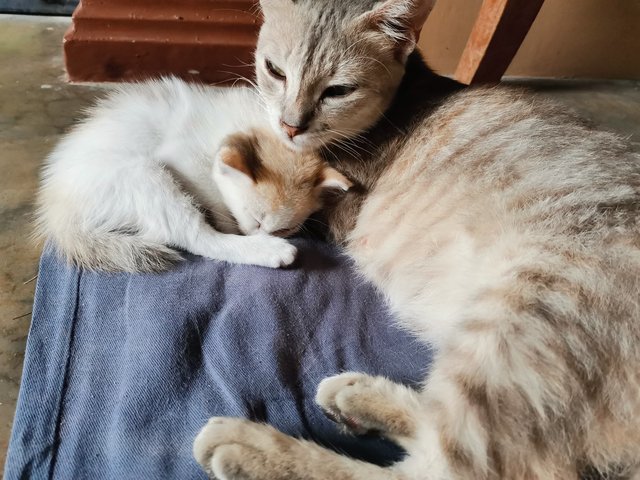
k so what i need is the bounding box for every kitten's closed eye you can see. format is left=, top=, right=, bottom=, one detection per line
left=321, top=85, right=357, bottom=100
left=265, top=59, right=286, bottom=81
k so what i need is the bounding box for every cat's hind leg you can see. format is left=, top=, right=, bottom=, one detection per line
left=315, top=373, right=423, bottom=449
left=193, top=417, right=405, bottom=480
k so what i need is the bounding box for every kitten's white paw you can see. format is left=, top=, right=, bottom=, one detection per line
left=247, top=236, right=297, bottom=269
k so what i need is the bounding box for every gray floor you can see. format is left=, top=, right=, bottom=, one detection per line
left=1, top=13, right=639, bottom=473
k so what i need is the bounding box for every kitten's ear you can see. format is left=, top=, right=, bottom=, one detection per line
left=358, top=0, right=436, bottom=59
left=216, top=135, right=259, bottom=183
left=318, top=167, right=353, bottom=192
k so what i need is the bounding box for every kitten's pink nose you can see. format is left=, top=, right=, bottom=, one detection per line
left=280, top=120, right=307, bottom=139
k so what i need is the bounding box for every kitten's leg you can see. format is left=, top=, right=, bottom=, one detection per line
left=315, top=372, right=423, bottom=449
left=183, top=225, right=297, bottom=268
left=136, top=168, right=297, bottom=268
left=193, top=417, right=405, bottom=480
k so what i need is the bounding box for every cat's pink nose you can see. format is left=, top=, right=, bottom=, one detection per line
left=280, top=120, right=307, bottom=139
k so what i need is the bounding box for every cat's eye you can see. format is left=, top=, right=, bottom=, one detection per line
left=321, top=85, right=357, bottom=100
left=265, top=59, right=286, bottom=81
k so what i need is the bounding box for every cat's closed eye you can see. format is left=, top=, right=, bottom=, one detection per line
left=321, top=85, right=357, bottom=100
left=265, top=59, right=286, bottom=81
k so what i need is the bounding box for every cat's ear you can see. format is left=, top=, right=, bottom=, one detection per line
left=317, top=166, right=353, bottom=192
left=216, top=136, right=259, bottom=183
left=357, top=0, right=436, bottom=60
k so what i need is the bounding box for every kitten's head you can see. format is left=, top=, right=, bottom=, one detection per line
left=256, top=0, right=435, bottom=150
left=213, top=129, right=352, bottom=236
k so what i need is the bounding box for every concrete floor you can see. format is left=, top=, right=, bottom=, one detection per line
left=0, top=13, right=639, bottom=474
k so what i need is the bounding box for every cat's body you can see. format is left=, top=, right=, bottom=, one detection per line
left=344, top=86, right=640, bottom=478
left=36, top=77, right=350, bottom=272
left=193, top=1, right=640, bottom=478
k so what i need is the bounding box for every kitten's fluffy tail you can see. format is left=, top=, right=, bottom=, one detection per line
left=34, top=202, right=181, bottom=273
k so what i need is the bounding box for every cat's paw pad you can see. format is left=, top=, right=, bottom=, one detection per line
left=193, top=417, right=294, bottom=479
left=316, top=373, right=416, bottom=439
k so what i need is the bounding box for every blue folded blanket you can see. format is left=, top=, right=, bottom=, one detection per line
left=4, top=239, right=432, bottom=479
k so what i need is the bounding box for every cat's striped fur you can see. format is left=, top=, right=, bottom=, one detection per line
left=194, top=1, right=640, bottom=478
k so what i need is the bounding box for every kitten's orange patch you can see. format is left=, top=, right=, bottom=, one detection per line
left=219, top=146, right=254, bottom=180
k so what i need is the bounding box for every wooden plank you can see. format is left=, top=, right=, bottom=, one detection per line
left=455, top=0, right=544, bottom=85
left=64, top=0, right=260, bottom=84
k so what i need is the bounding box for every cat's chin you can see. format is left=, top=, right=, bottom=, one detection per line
left=286, top=132, right=335, bottom=153
left=280, top=134, right=318, bottom=153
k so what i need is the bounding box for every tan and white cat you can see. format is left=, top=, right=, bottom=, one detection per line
left=36, top=77, right=351, bottom=272
left=194, top=1, right=640, bottom=479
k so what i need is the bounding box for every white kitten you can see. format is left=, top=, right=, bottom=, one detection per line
left=35, top=78, right=351, bottom=272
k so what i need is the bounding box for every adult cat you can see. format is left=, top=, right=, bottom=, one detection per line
left=36, top=78, right=351, bottom=272
left=194, top=1, right=640, bottom=478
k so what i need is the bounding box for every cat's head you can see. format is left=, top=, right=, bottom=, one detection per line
left=213, top=129, right=352, bottom=236
left=255, top=0, right=435, bottom=150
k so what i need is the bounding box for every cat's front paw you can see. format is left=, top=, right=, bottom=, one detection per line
left=248, top=235, right=297, bottom=269
left=316, top=373, right=420, bottom=442
left=193, top=417, right=286, bottom=479
left=194, top=416, right=395, bottom=480
left=193, top=417, right=311, bottom=480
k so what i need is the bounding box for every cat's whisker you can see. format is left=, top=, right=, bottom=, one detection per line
left=304, top=217, right=331, bottom=230
left=218, top=71, right=260, bottom=91
left=330, top=141, right=361, bottom=159
left=210, top=8, right=260, bottom=19
left=321, top=144, right=341, bottom=164
left=375, top=107, right=407, bottom=135
left=343, top=37, right=370, bottom=57
left=221, top=60, right=257, bottom=69
left=326, top=129, right=374, bottom=157
left=336, top=128, right=378, bottom=148
left=219, top=72, right=269, bottom=110
left=360, top=55, right=393, bottom=78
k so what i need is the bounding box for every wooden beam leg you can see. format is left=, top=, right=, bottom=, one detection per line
left=454, top=0, right=545, bottom=85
